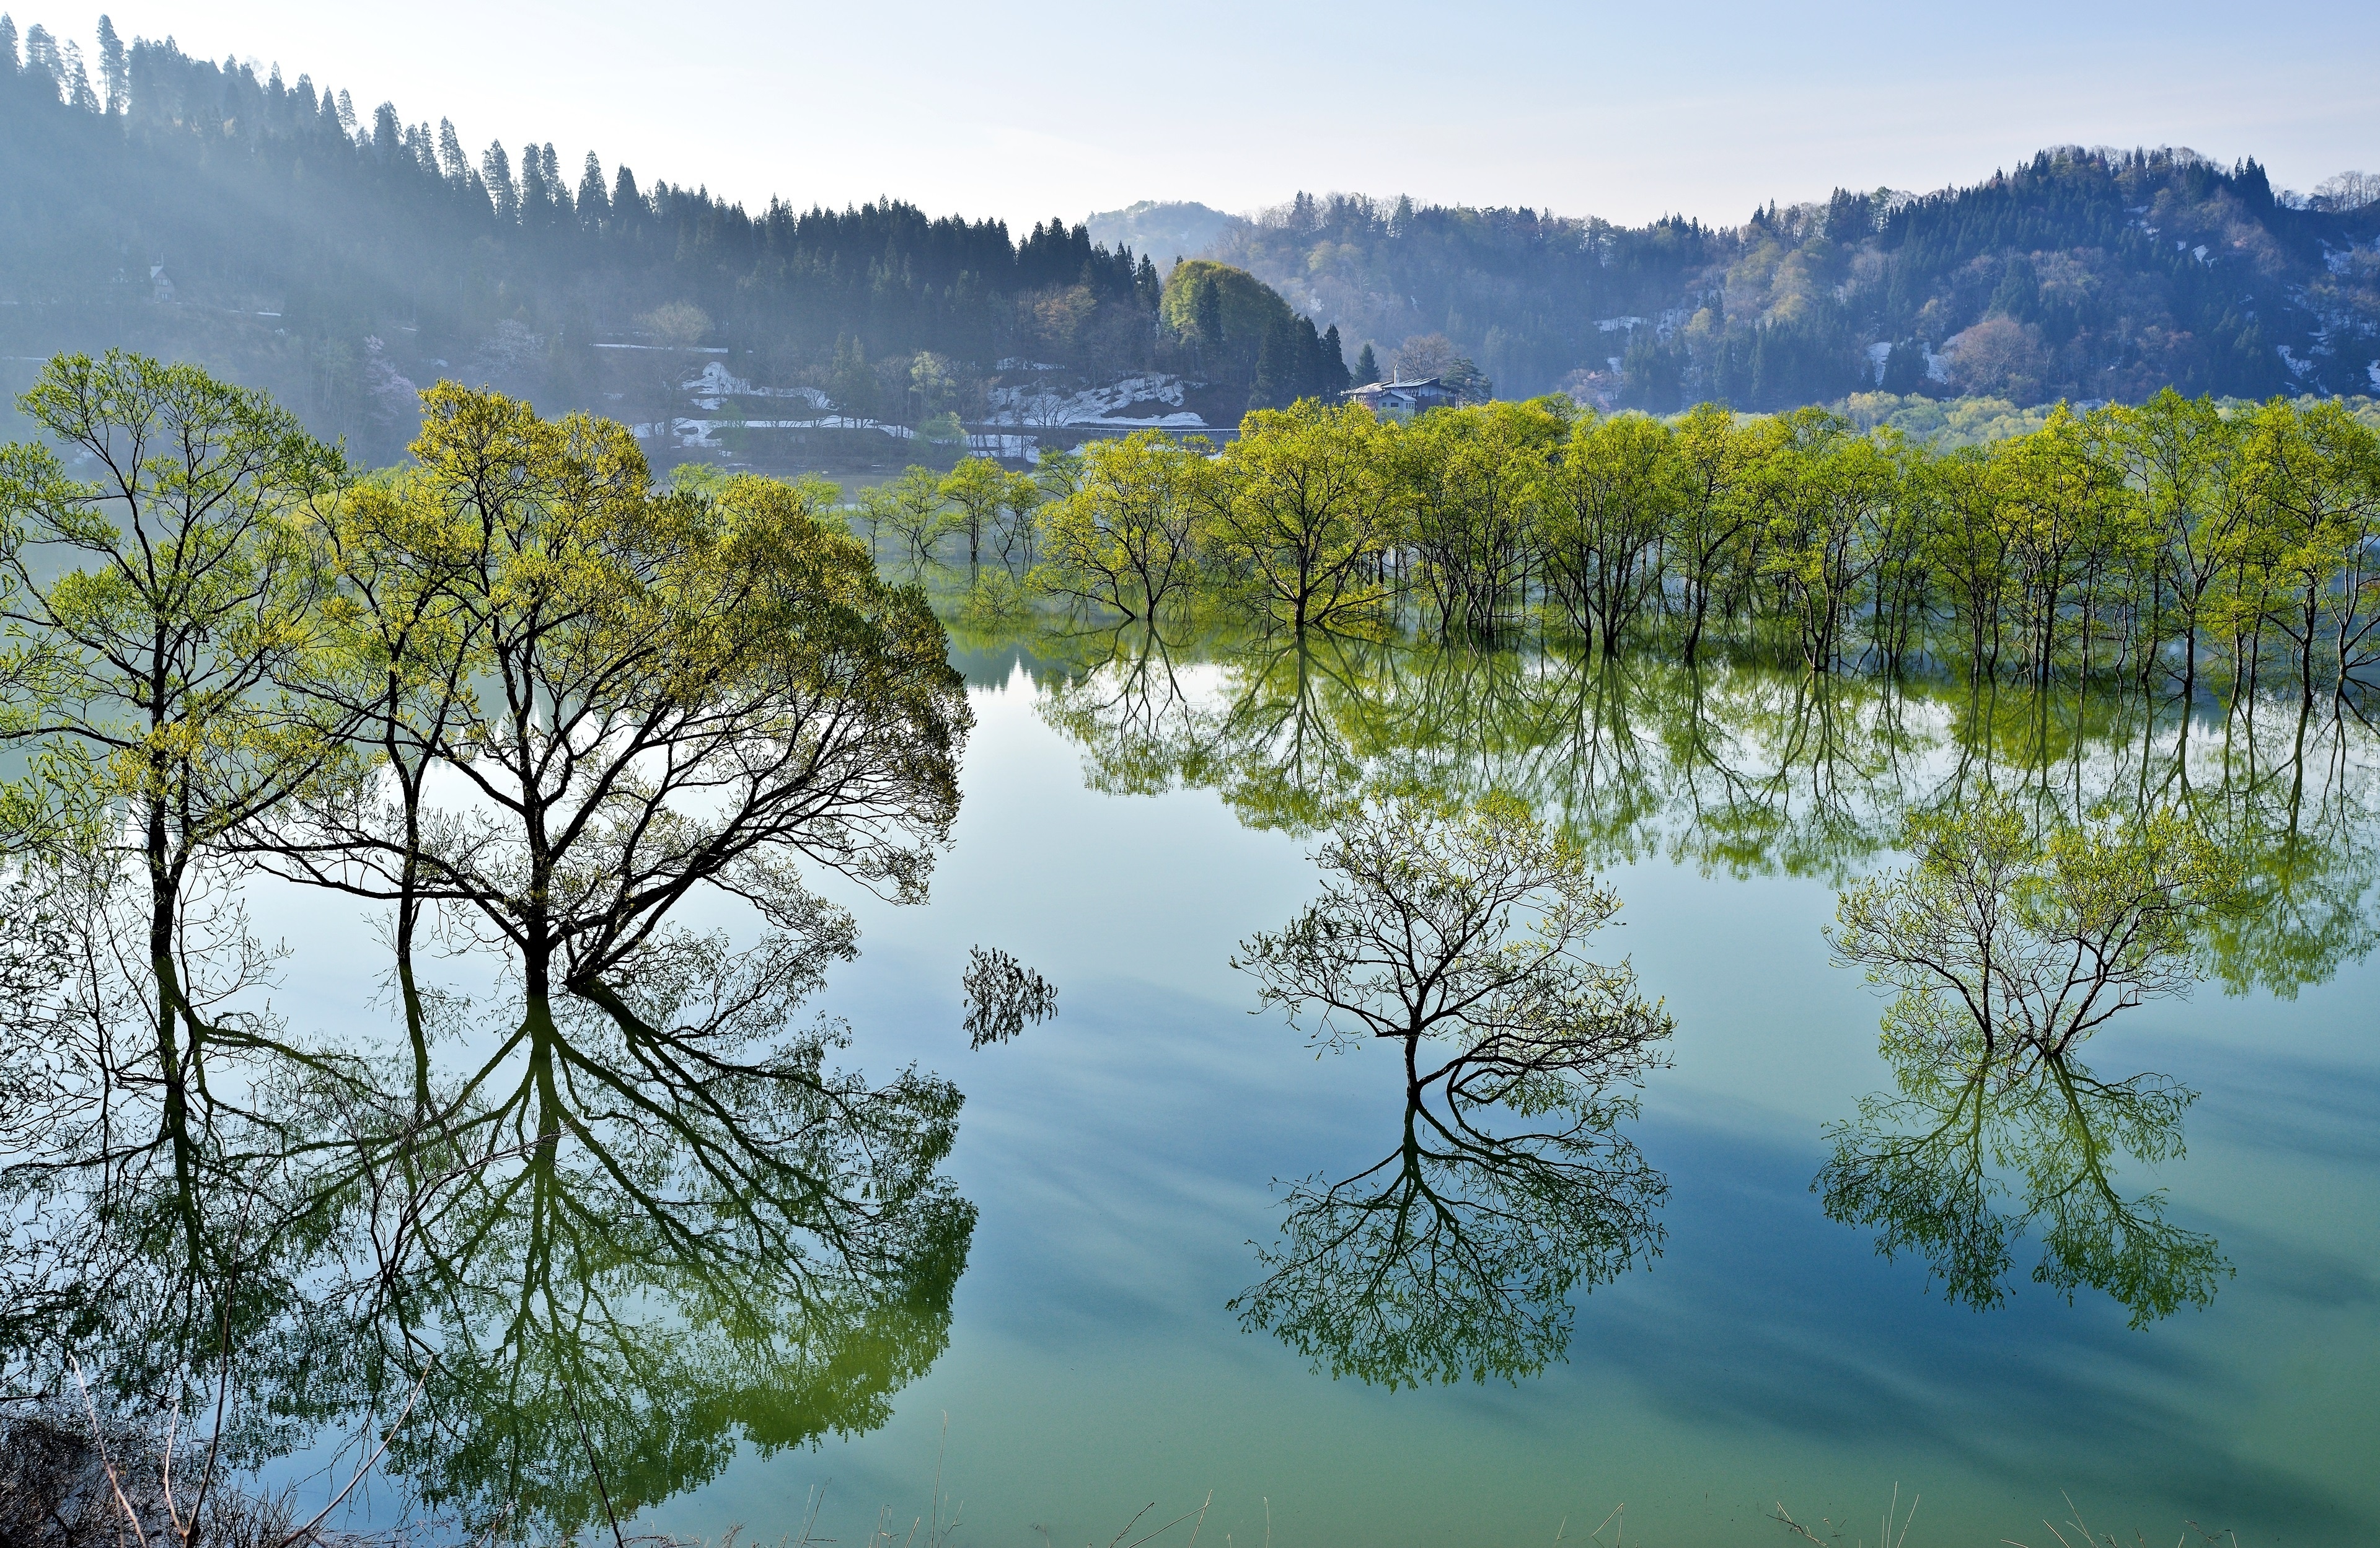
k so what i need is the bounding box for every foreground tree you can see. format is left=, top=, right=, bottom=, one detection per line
left=0, top=379, right=982, bottom=1518
left=0, top=351, right=356, bottom=1395
left=273, top=384, right=971, bottom=1073
left=1829, top=792, right=2242, bottom=1066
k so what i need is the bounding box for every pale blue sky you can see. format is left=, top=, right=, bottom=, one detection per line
left=50, top=1, right=2380, bottom=231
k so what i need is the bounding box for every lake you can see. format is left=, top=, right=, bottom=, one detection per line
left=463, top=622, right=2380, bottom=1548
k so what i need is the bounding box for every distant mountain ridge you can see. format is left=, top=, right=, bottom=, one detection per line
left=1204, top=158, right=2380, bottom=408
left=1084, top=201, right=1237, bottom=270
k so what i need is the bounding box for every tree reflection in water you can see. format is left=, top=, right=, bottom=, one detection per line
left=1231, top=1049, right=1666, bottom=1388
left=1823, top=793, right=2244, bottom=1325
left=1232, top=796, right=1671, bottom=1386
left=1819, top=1045, right=2219, bottom=1328
left=1033, top=622, right=2379, bottom=992
left=350, top=941, right=972, bottom=1533
left=0, top=871, right=974, bottom=1537
left=1032, top=620, right=2378, bottom=1334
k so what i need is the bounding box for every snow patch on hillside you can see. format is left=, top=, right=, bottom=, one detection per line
left=681, top=360, right=831, bottom=410
left=645, top=415, right=1038, bottom=462
left=984, top=372, right=1205, bottom=428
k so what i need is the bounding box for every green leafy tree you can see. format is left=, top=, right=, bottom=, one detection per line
left=1923, top=441, right=2016, bottom=677
left=1540, top=410, right=1678, bottom=654
left=275, top=385, right=971, bottom=1083
left=1205, top=400, right=1400, bottom=633
left=873, top=464, right=953, bottom=570
left=0, top=353, right=353, bottom=1383
left=1662, top=403, right=1762, bottom=662
left=1393, top=399, right=1562, bottom=638
left=2238, top=398, right=2380, bottom=705
left=1830, top=793, right=2243, bottom=1066
left=992, top=465, right=1045, bottom=573
left=1033, top=431, right=1207, bottom=622
left=937, top=455, right=1008, bottom=574
left=1991, top=405, right=2127, bottom=688
left=2106, top=390, right=2246, bottom=701
left=1753, top=408, right=1896, bottom=671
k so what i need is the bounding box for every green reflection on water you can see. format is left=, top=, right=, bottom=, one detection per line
left=1820, top=1046, right=2219, bottom=1330
left=0, top=912, right=971, bottom=1537
left=365, top=966, right=974, bottom=1534
left=1016, top=620, right=2379, bottom=994
left=1018, top=618, right=2377, bottom=1339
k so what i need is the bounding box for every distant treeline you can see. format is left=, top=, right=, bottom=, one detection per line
left=1025, top=392, right=2380, bottom=703
left=0, top=14, right=1153, bottom=355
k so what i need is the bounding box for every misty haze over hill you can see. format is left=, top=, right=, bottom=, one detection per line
left=4, top=10, right=2376, bottom=465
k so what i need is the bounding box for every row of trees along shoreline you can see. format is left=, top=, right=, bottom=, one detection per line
left=1007, top=390, right=2379, bottom=706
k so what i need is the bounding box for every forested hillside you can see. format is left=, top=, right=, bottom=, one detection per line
left=3, top=11, right=2378, bottom=464
left=0, top=15, right=1202, bottom=459
left=1206, top=156, right=2380, bottom=407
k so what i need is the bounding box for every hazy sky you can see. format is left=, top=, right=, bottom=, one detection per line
left=48, top=1, right=2380, bottom=232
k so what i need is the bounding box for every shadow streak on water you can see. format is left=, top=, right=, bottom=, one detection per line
left=1585, top=1116, right=2375, bottom=1537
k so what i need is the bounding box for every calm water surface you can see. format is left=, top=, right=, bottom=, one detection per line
left=236, top=624, right=2380, bottom=1548
left=557, top=628, right=2380, bottom=1548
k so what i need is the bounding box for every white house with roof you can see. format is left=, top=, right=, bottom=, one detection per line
left=1342, top=377, right=1462, bottom=418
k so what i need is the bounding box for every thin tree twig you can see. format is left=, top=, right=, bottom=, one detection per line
left=569, top=1391, right=630, bottom=1548
left=273, top=1373, right=425, bottom=1548
left=69, top=1357, right=148, bottom=1548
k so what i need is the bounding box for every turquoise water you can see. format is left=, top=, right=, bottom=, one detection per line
left=556, top=632, right=2380, bottom=1548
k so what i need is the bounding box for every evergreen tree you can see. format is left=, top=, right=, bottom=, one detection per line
left=1250, top=316, right=1292, bottom=411
left=576, top=151, right=608, bottom=231
left=610, top=165, right=643, bottom=232
left=436, top=118, right=467, bottom=183
left=1320, top=324, right=1352, bottom=397
left=541, top=143, right=568, bottom=219
left=58, top=35, right=94, bottom=110
left=482, top=140, right=517, bottom=223
left=1354, top=342, right=1380, bottom=386
left=1194, top=278, right=1224, bottom=355
left=1881, top=340, right=1930, bottom=395
left=94, top=14, right=125, bottom=113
